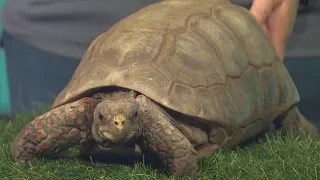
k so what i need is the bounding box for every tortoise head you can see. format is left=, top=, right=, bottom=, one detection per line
left=91, top=93, right=142, bottom=148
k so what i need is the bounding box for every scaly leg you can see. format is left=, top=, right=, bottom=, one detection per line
left=136, top=95, right=198, bottom=179
left=11, top=97, right=99, bottom=163
left=275, top=107, right=319, bottom=139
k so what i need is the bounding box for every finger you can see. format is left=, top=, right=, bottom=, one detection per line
left=262, top=23, right=269, bottom=36
left=250, top=0, right=279, bottom=24
left=267, top=0, right=299, bottom=60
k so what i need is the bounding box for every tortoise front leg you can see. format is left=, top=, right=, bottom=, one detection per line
left=136, top=95, right=198, bottom=179
left=11, top=97, right=99, bottom=163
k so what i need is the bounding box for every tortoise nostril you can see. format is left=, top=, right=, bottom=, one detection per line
left=114, top=120, right=125, bottom=126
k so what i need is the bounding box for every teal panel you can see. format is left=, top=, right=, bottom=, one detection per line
left=0, top=0, right=10, bottom=115
left=0, top=49, right=10, bottom=115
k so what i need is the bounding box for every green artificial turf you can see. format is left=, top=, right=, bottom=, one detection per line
left=0, top=109, right=319, bottom=180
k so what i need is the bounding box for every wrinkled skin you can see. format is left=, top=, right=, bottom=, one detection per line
left=91, top=91, right=142, bottom=148
left=11, top=90, right=319, bottom=179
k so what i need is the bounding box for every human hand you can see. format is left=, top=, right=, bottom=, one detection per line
left=250, top=0, right=299, bottom=61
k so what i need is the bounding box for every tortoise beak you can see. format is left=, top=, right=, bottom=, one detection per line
left=111, top=115, right=127, bottom=131
left=100, top=131, right=116, bottom=140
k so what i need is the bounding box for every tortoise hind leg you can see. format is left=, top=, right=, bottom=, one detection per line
left=11, top=97, right=99, bottom=163
left=274, top=107, right=319, bottom=139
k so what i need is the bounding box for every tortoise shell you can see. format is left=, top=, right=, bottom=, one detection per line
left=53, top=0, right=299, bottom=127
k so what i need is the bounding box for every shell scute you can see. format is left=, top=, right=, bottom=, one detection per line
left=53, top=1, right=299, bottom=126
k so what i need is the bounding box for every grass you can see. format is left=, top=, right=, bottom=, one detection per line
left=0, top=108, right=319, bottom=180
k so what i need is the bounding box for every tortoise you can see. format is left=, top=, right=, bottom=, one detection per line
left=11, top=0, right=319, bottom=178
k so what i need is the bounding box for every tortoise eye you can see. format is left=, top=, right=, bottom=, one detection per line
left=98, top=113, right=104, bottom=121
left=133, top=111, right=138, bottom=119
